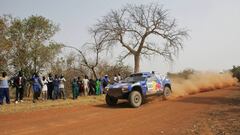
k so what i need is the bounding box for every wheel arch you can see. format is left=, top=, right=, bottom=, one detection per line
left=131, top=85, right=143, bottom=94
left=164, top=83, right=172, bottom=91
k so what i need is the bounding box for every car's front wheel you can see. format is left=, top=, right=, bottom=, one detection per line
left=128, top=91, right=142, bottom=108
left=106, top=94, right=118, bottom=106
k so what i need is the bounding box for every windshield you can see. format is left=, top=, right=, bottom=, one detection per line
left=122, top=76, right=146, bottom=83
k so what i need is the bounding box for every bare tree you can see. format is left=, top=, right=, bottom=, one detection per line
left=91, top=3, right=188, bottom=73
left=63, top=30, right=108, bottom=79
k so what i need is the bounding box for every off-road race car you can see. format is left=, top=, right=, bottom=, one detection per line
left=105, top=72, right=172, bottom=108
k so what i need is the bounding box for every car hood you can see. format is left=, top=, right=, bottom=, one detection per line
left=109, top=82, right=130, bottom=89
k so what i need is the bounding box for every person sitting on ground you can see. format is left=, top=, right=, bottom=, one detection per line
left=0, top=72, right=10, bottom=105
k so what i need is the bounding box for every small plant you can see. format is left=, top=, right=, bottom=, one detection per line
left=231, top=65, right=240, bottom=82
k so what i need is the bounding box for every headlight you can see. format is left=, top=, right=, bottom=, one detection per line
left=121, top=85, right=129, bottom=92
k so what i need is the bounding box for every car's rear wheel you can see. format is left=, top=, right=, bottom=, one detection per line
left=163, top=86, right=172, bottom=100
left=128, top=91, right=142, bottom=108
left=106, top=94, right=118, bottom=106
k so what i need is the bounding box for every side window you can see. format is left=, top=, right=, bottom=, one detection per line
left=147, top=75, right=158, bottom=82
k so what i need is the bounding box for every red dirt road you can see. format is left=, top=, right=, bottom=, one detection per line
left=0, top=86, right=239, bottom=135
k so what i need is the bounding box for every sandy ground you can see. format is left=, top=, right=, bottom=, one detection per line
left=0, top=86, right=239, bottom=135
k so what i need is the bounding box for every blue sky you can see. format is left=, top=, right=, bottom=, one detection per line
left=1, top=0, right=240, bottom=73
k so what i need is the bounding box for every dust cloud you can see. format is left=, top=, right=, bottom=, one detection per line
left=171, top=72, right=238, bottom=98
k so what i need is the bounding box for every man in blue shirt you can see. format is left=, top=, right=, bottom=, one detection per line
left=32, top=73, right=42, bottom=103
left=102, top=75, right=109, bottom=88
left=0, top=72, right=10, bottom=105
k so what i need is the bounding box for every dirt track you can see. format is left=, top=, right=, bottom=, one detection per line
left=0, top=86, right=239, bottom=135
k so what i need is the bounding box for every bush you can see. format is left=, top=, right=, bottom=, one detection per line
left=231, top=66, right=240, bottom=82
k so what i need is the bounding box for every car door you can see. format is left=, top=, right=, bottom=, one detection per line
left=146, top=75, right=160, bottom=94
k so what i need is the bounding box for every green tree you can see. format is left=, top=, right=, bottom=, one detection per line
left=231, top=65, right=240, bottom=82
left=1, top=15, right=62, bottom=77
left=0, top=15, right=12, bottom=72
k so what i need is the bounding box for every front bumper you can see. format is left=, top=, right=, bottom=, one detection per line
left=107, top=88, right=129, bottom=98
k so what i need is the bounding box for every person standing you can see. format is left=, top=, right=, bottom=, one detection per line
left=32, top=73, right=42, bottom=103
left=102, top=75, right=109, bottom=88
left=77, top=77, right=81, bottom=96
left=95, top=79, right=101, bottom=95
left=41, top=76, right=48, bottom=100
left=59, top=75, right=66, bottom=100
left=72, top=78, right=78, bottom=99
left=113, top=74, right=118, bottom=83
left=83, top=75, right=89, bottom=96
left=89, top=79, right=95, bottom=96
left=117, top=73, right=121, bottom=82
left=47, top=73, right=54, bottom=100
left=77, top=77, right=83, bottom=96
left=14, top=71, right=26, bottom=104
left=0, top=72, right=10, bottom=105
left=52, top=75, right=60, bottom=100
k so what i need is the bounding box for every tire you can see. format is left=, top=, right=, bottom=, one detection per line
left=128, top=91, right=142, bottom=108
left=163, top=86, right=172, bottom=100
left=106, top=94, right=118, bottom=106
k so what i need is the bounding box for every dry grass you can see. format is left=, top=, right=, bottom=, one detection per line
left=0, top=95, right=105, bottom=114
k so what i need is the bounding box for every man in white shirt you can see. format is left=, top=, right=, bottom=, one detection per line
left=117, top=73, right=121, bottom=82
left=82, top=75, right=89, bottom=96
left=59, top=75, right=66, bottom=99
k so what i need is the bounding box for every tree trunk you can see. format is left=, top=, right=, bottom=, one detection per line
left=134, top=53, right=140, bottom=73
left=91, top=67, right=98, bottom=80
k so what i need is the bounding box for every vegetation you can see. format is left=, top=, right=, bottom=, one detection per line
left=231, top=65, right=240, bottom=82
left=0, top=2, right=190, bottom=99
left=0, top=15, right=62, bottom=78
left=0, top=96, right=105, bottom=114
left=91, top=3, right=188, bottom=73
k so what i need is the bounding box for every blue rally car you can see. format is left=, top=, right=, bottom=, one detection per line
left=105, top=72, right=172, bottom=108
